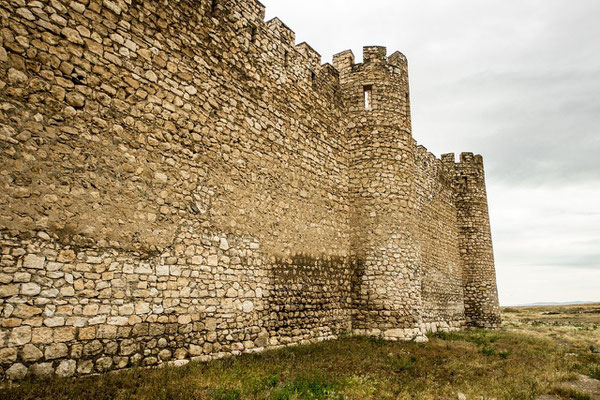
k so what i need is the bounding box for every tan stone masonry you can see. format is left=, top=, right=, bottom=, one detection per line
left=0, top=0, right=500, bottom=380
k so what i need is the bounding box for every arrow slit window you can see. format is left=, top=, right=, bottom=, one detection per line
left=364, top=85, right=373, bottom=110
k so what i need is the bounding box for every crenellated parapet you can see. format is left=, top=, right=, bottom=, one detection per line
left=295, top=42, right=322, bottom=70
left=265, top=17, right=296, bottom=47
left=333, top=46, right=411, bottom=131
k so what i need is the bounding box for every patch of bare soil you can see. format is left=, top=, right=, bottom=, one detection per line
left=538, top=374, right=600, bottom=399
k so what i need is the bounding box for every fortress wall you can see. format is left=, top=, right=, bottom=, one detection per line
left=0, top=0, right=502, bottom=382
left=414, top=146, right=465, bottom=330
left=0, top=0, right=353, bottom=380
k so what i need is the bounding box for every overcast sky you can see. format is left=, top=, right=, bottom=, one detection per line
left=261, top=0, right=600, bottom=305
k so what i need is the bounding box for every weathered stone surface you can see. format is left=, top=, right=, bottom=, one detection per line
left=56, top=360, right=76, bottom=377
left=29, top=362, right=54, bottom=378
left=23, top=255, right=45, bottom=269
left=61, top=27, right=83, bottom=44
left=0, top=0, right=499, bottom=382
left=21, top=344, right=43, bottom=362
left=6, top=363, right=28, bottom=380
left=103, top=0, right=122, bottom=14
left=66, top=92, right=85, bottom=108
left=0, top=284, right=19, bottom=298
left=96, top=357, right=113, bottom=372
left=242, top=301, right=254, bottom=313
left=10, top=326, right=32, bottom=346
left=45, top=343, right=68, bottom=360
left=21, top=283, right=41, bottom=296
left=0, top=348, right=18, bottom=364
left=44, top=317, right=65, bottom=327
left=31, top=327, right=52, bottom=344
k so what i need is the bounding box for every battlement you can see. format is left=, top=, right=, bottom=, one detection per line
left=363, top=46, right=387, bottom=63
left=417, top=144, right=442, bottom=166
left=232, top=0, right=266, bottom=22
left=207, top=0, right=266, bottom=23
left=460, top=152, right=484, bottom=166
left=265, top=17, right=296, bottom=47
left=333, top=46, right=408, bottom=74
left=332, top=50, right=356, bottom=73
left=388, top=51, right=408, bottom=68
left=296, top=42, right=322, bottom=69
left=442, top=153, right=485, bottom=168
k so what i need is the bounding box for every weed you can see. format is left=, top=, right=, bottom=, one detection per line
left=468, top=330, right=500, bottom=346
left=589, top=364, right=600, bottom=380
left=271, top=375, right=341, bottom=400
left=498, top=349, right=512, bottom=359
left=210, top=387, right=241, bottom=400
left=430, top=330, right=462, bottom=341
left=245, top=374, right=279, bottom=394
left=367, top=336, right=386, bottom=346
left=480, top=346, right=496, bottom=356
left=390, top=356, right=417, bottom=373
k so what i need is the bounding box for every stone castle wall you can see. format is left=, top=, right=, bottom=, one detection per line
left=0, top=0, right=500, bottom=381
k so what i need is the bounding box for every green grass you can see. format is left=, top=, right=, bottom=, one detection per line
left=0, top=330, right=588, bottom=400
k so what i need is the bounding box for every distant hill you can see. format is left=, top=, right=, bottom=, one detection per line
left=507, top=301, right=600, bottom=307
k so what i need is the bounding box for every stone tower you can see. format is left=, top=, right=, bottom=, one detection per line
left=334, top=47, right=425, bottom=340
left=442, top=153, right=502, bottom=328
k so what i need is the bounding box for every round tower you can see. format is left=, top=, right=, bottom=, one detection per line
left=334, top=46, right=425, bottom=340
left=452, top=153, right=502, bottom=328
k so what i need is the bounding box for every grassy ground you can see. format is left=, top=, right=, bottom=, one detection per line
left=2, top=304, right=599, bottom=400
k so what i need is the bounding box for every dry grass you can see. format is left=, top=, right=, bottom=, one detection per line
left=549, top=386, right=592, bottom=400
left=2, top=304, right=599, bottom=400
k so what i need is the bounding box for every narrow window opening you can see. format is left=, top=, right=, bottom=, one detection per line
left=310, top=70, right=316, bottom=85
left=284, top=50, right=289, bottom=67
left=211, top=0, right=217, bottom=14
left=250, top=26, right=257, bottom=43
left=364, top=85, right=373, bottom=110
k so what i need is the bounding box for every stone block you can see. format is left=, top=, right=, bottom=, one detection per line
left=21, top=282, right=41, bottom=296
left=56, top=359, right=76, bottom=377
left=45, top=343, right=68, bottom=360
left=9, top=326, right=32, bottom=346
left=21, top=344, right=43, bottom=362
left=23, top=254, right=45, bottom=269
left=0, top=347, right=18, bottom=364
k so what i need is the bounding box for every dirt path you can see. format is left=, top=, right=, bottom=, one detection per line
left=537, top=374, right=600, bottom=399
